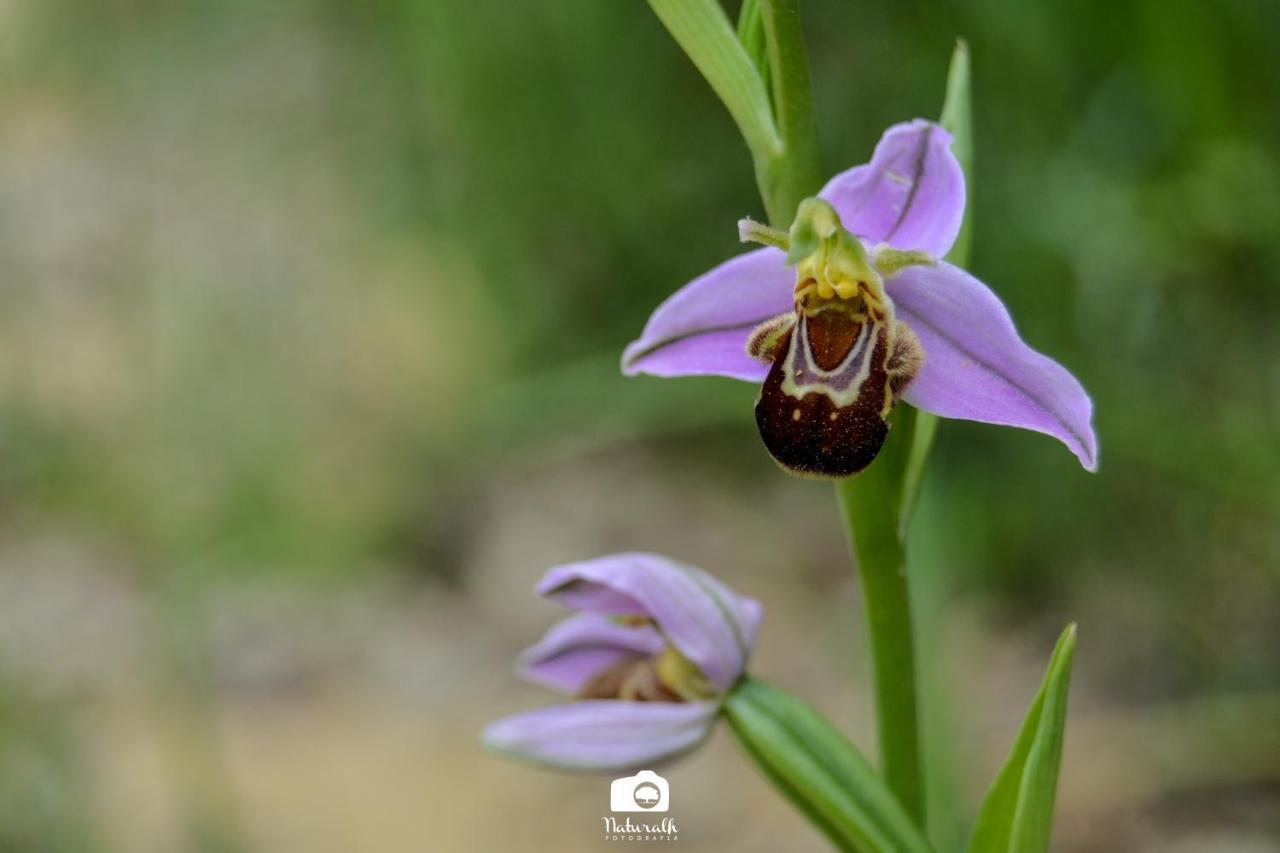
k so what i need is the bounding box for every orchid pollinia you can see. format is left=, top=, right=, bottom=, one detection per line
left=744, top=197, right=927, bottom=477
left=624, top=120, right=1097, bottom=477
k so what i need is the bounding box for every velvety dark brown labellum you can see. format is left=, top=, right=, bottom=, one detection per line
left=751, top=306, right=922, bottom=479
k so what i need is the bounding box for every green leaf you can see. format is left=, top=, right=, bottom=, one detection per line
left=736, top=0, right=770, bottom=86
left=647, top=0, right=822, bottom=226
left=723, top=677, right=935, bottom=853
left=939, top=38, right=973, bottom=269
left=900, top=39, right=974, bottom=531
left=646, top=0, right=781, bottom=164
left=965, top=624, right=1078, bottom=853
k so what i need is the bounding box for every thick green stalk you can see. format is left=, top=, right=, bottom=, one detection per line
left=742, top=0, right=927, bottom=826
left=757, top=0, right=823, bottom=223
left=836, top=417, right=925, bottom=826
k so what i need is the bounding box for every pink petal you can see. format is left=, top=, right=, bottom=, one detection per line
left=888, top=262, right=1098, bottom=470
left=482, top=700, right=719, bottom=772
left=621, top=248, right=791, bottom=381
left=517, top=612, right=665, bottom=695
left=820, top=120, right=965, bottom=257
left=537, top=553, right=763, bottom=694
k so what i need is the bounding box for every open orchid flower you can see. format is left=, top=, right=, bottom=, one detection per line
left=483, top=552, right=762, bottom=772
left=623, top=120, right=1098, bottom=476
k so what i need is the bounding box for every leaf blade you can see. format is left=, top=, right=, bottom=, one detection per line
left=900, top=39, right=975, bottom=530
left=646, top=0, right=781, bottom=162
left=724, top=677, right=935, bottom=853
left=965, top=623, right=1077, bottom=853
left=1010, top=625, right=1077, bottom=850
left=939, top=38, right=973, bottom=269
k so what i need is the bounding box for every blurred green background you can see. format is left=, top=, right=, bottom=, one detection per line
left=0, top=0, right=1277, bottom=851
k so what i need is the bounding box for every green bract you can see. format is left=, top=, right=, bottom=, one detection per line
left=724, top=678, right=935, bottom=853
left=965, top=624, right=1078, bottom=853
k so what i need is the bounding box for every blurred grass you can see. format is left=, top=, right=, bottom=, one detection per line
left=0, top=672, right=95, bottom=853
left=0, top=0, right=1277, bottom=850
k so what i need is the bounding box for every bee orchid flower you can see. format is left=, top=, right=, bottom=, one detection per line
left=483, top=553, right=763, bottom=771
left=623, top=120, right=1098, bottom=477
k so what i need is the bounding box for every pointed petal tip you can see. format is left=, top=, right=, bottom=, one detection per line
left=1065, top=396, right=1100, bottom=472
left=891, top=262, right=1099, bottom=473
left=1080, top=432, right=1100, bottom=473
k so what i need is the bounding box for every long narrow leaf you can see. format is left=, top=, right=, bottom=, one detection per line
left=646, top=0, right=781, bottom=161
left=900, top=38, right=973, bottom=530
left=736, top=0, right=770, bottom=83
left=723, top=677, right=935, bottom=853
left=939, top=38, right=973, bottom=268
left=965, top=624, right=1078, bottom=853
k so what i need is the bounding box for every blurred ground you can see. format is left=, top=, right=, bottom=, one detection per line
left=0, top=1, right=1277, bottom=851
left=1, top=473, right=1277, bottom=853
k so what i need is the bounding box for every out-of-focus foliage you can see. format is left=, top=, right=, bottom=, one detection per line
left=6, top=0, right=1276, bottom=674
left=0, top=674, right=94, bottom=853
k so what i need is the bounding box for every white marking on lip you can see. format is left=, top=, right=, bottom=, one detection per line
left=779, top=316, right=880, bottom=408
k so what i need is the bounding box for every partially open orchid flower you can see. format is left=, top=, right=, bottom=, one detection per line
left=623, top=120, right=1098, bottom=477
left=483, top=553, right=762, bottom=772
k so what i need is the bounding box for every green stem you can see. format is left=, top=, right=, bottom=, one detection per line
left=836, top=417, right=925, bottom=826
left=757, top=0, right=823, bottom=224
left=753, top=0, right=923, bottom=825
